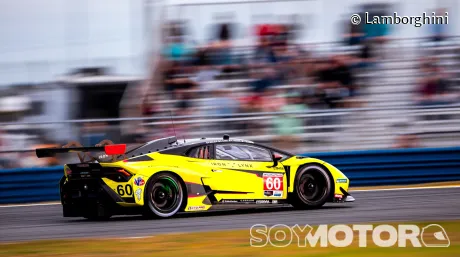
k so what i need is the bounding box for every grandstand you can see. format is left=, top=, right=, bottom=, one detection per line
left=0, top=0, right=459, bottom=168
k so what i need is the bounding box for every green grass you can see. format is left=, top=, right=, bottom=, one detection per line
left=1, top=220, right=459, bottom=257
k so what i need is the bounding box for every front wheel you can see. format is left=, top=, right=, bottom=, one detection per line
left=144, top=172, right=185, bottom=218
left=289, top=164, right=332, bottom=209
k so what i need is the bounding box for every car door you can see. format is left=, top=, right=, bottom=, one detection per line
left=201, top=143, right=287, bottom=201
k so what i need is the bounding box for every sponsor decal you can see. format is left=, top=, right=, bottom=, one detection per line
left=187, top=206, right=206, bottom=211
left=336, top=178, right=348, bottom=183
left=210, top=162, right=254, bottom=168
left=263, top=173, right=283, bottom=191
left=256, top=200, right=270, bottom=204
left=334, top=194, right=343, bottom=199
left=264, top=190, right=274, bottom=197
left=79, top=171, right=91, bottom=178
left=264, top=190, right=283, bottom=197
left=256, top=200, right=279, bottom=204
left=134, top=177, right=145, bottom=186
left=221, top=199, right=284, bottom=204
left=237, top=163, right=253, bottom=168
left=211, top=162, right=228, bottom=167
left=273, top=191, right=283, bottom=197
left=222, top=200, right=239, bottom=203
left=206, top=139, right=250, bottom=144
left=135, top=188, right=142, bottom=201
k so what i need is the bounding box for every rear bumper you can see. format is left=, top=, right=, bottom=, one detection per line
left=60, top=177, right=139, bottom=217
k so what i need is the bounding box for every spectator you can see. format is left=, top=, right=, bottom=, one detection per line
left=209, top=23, right=241, bottom=73
left=261, top=88, right=286, bottom=112
left=343, top=14, right=365, bottom=47
left=206, top=89, right=238, bottom=117
left=315, top=56, right=351, bottom=108
left=272, top=91, right=307, bottom=150
left=191, top=47, right=221, bottom=91
left=162, top=22, right=192, bottom=62
left=362, top=4, right=391, bottom=59
left=162, top=60, right=198, bottom=99
left=428, top=8, right=449, bottom=44
left=416, top=66, right=456, bottom=106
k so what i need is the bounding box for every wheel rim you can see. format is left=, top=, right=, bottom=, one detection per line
left=298, top=170, right=328, bottom=204
left=149, top=176, right=181, bottom=214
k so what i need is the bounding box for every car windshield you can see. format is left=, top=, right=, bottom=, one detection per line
left=215, top=144, right=272, bottom=161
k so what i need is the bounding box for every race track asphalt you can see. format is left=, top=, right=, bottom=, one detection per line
left=1, top=187, right=459, bottom=242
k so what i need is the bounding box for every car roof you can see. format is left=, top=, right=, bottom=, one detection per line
left=178, top=137, right=254, bottom=145
left=123, top=136, right=255, bottom=158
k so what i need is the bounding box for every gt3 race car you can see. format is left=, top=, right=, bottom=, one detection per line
left=36, top=135, right=354, bottom=219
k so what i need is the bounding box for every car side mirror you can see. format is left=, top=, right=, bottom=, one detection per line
left=270, top=153, right=283, bottom=167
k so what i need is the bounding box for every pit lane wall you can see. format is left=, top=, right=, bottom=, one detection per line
left=1, top=146, right=459, bottom=204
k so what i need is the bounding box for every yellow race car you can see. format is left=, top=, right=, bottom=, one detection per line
left=36, top=135, right=354, bottom=219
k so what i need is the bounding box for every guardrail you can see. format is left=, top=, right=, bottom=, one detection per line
left=1, top=103, right=459, bottom=155
left=305, top=146, right=460, bottom=186
left=1, top=146, right=459, bottom=204
left=0, top=166, right=63, bottom=204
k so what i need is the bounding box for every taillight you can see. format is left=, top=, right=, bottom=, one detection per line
left=116, top=168, right=131, bottom=177
left=64, top=166, right=72, bottom=176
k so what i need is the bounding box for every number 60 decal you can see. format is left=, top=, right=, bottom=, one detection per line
left=263, top=173, right=283, bottom=190
left=117, top=184, right=133, bottom=196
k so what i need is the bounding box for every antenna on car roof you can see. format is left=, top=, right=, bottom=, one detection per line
left=169, top=110, right=185, bottom=144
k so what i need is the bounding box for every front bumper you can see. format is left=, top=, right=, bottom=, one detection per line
left=345, top=195, right=355, bottom=202
left=332, top=187, right=355, bottom=203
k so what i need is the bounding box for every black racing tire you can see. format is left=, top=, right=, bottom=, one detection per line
left=289, top=164, right=332, bottom=209
left=143, top=172, right=185, bottom=218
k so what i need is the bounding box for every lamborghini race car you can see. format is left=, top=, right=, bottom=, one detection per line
left=36, top=135, right=354, bottom=219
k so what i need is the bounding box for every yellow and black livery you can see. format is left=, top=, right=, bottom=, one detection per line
left=36, top=135, right=354, bottom=219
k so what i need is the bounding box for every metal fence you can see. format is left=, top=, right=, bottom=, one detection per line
left=1, top=103, right=459, bottom=169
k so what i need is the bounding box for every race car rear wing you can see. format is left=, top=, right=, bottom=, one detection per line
left=36, top=140, right=126, bottom=162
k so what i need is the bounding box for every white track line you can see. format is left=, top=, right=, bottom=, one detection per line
left=0, top=202, right=60, bottom=208
left=351, top=185, right=460, bottom=192
left=1, top=185, right=459, bottom=208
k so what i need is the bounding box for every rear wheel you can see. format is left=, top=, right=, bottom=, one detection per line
left=289, top=165, right=332, bottom=209
left=144, top=172, right=185, bottom=218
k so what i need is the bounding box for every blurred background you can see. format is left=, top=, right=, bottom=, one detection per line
left=0, top=0, right=459, bottom=168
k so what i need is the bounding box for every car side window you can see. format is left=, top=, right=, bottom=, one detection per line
left=215, top=144, right=272, bottom=161
left=188, top=145, right=211, bottom=159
